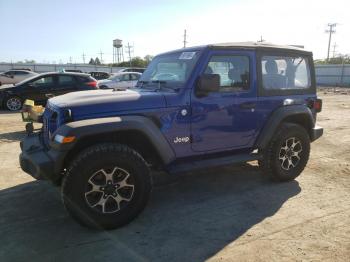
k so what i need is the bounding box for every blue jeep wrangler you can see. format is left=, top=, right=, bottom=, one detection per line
left=19, top=42, right=323, bottom=229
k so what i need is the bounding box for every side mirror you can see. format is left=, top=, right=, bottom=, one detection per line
left=196, top=74, right=220, bottom=97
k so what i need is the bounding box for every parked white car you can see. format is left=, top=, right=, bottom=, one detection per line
left=118, top=67, right=145, bottom=73
left=0, top=70, right=38, bottom=86
left=98, top=72, right=141, bottom=89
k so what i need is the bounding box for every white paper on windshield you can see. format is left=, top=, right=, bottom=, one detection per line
left=179, top=52, right=196, bottom=60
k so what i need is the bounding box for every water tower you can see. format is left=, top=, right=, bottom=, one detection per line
left=113, top=39, right=124, bottom=64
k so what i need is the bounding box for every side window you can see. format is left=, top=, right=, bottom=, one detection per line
left=130, top=74, right=140, bottom=80
left=205, top=55, right=250, bottom=91
left=261, top=56, right=311, bottom=90
left=58, top=75, right=75, bottom=85
left=15, top=71, right=28, bottom=75
left=76, top=76, right=91, bottom=83
left=31, top=76, right=54, bottom=88
left=120, top=74, right=130, bottom=81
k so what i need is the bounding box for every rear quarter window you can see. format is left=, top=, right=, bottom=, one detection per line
left=259, top=53, right=314, bottom=96
left=76, top=76, right=94, bottom=82
left=58, top=75, right=76, bottom=84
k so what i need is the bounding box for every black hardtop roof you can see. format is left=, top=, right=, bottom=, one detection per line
left=159, top=41, right=312, bottom=56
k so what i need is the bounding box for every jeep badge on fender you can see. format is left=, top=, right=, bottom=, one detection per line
left=174, top=136, right=190, bottom=144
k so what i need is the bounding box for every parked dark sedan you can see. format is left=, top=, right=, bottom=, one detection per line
left=0, top=72, right=98, bottom=111
left=89, top=71, right=111, bottom=80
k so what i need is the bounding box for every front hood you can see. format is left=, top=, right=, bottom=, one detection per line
left=0, top=85, right=15, bottom=92
left=48, top=89, right=167, bottom=118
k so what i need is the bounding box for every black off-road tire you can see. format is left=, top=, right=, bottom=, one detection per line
left=259, top=123, right=310, bottom=182
left=61, top=143, right=152, bottom=230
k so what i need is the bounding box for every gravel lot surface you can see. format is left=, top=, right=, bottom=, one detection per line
left=0, top=92, right=349, bottom=262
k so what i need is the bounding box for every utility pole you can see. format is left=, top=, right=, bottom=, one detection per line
left=257, top=35, right=265, bottom=42
left=183, top=29, right=187, bottom=48
left=326, top=23, right=337, bottom=61
left=98, top=49, right=104, bottom=64
left=125, top=42, right=133, bottom=67
left=69, top=56, right=72, bottom=64
left=82, top=52, right=86, bottom=64
left=332, top=42, right=338, bottom=58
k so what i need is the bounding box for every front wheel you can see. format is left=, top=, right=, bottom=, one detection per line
left=5, top=96, right=22, bottom=111
left=61, top=143, right=152, bottom=229
left=259, top=123, right=310, bottom=181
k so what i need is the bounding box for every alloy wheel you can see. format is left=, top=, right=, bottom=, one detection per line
left=278, top=137, right=303, bottom=171
left=84, top=167, right=135, bottom=214
left=6, top=97, right=22, bottom=111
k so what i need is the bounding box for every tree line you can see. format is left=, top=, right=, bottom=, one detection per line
left=315, top=55, right=350, bottom=65
left=88, top=55, right=153, bottom=67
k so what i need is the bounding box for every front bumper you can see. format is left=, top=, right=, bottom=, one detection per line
left=311, top=125, right=323, bottom=142
left=19, top=132, right=65, bottom=181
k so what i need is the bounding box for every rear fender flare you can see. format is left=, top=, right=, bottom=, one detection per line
left=255, top=105, right=315, bottom=150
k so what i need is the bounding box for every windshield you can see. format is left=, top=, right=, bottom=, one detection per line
left=14, top=74, right=39, bottom=86
left=138, top=50, right=200, bottom=88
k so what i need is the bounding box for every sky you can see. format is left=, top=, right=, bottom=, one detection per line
left=0, top=0, right=349, bottom=64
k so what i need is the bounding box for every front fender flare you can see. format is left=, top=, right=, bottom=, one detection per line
left=51, top=116, right=176, bottom=165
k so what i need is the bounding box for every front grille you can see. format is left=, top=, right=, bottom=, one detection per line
left=43, top=106, right=59, bottom=147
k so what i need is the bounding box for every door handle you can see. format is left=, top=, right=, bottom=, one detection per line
left=240, top=102, right=256, bottom=109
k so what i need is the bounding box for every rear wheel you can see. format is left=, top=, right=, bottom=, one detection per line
left=5, top=96, right=22, bottom=111
left=259, top=123, right=310, bottom=181
left=61, top=143, right=152, bottom=229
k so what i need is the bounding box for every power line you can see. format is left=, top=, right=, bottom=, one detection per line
left=325, top=23, right=337, bottom=61
left=183, top=29, right=187, bottom=48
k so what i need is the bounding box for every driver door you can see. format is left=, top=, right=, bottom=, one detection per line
left=191, top=51, right=260, bottom=152
left=117, top=74, right=131, bottom=88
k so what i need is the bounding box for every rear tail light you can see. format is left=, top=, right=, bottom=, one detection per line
left=86, top=81, right=98, bottom=89
left=314, top=99, right=322, bottom=112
